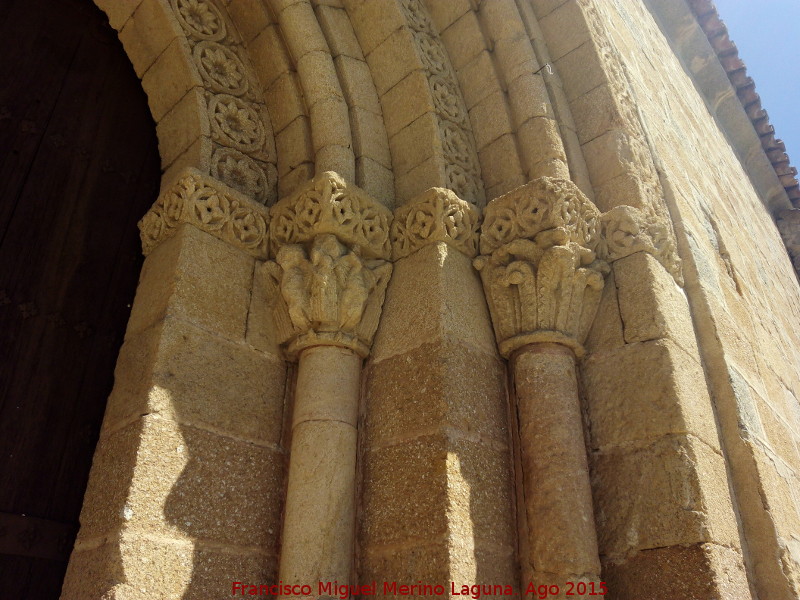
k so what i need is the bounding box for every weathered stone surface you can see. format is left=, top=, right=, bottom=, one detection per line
left=103, top=318, right=286, bottom=444
left=126, top=224, right=255, bottom=342
left=372, top=242, right=498, bottom=361
left=77, top=416, right=284, bottom=548
left=592, top=435, right=741, bottom=558
left=63, top=533, right=273, bottom=600
left=603, top=543, right=750, bottom=600
left=364, top=340, right=507, bottom=448
left=582, top=339, right=720, bottom=451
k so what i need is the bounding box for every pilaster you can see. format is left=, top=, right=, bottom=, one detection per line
left=62, top=169, right=286, bottom=599
left=360, top=188, right=518, bottom=590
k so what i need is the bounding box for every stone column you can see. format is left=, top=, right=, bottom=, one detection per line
left=475, top=177, right=609, bottom=594
left=262, top=172, right=392, bottom=596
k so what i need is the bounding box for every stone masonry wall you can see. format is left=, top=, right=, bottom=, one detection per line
left=589, top=0, right=800, bottom=595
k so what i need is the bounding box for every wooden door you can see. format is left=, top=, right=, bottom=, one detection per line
left=0, top=0, right=160, bottom=596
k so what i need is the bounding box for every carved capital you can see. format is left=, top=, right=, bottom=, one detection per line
left=138, top=168, right=270, bottom=258
left=264, top=234, right=392, bottom=360
left=269, top=172, right=392, bottom=260
left=777, top=209, right=800, bottom=273
left=600, top=205, right=684, bottom=285
left=391, top=188, right=481, bottom=259
left=475, top=178, right=609, bottom=358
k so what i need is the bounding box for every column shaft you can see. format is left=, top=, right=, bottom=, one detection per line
left=513, top=343, right=601, bottom=587
left=279, top=345, right=362, bottom=595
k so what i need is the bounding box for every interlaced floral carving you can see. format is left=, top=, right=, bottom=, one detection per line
left=270, top=172, right=392, bottom=261
left=391, top=188, right=480, bottom=259
left=398, top=0, right=485, bottom=207
left=480, top=177, right=602, bottom=256
left=168, top=0, right=276, bottom=206
left=263, top=234, right=392, bottom=359
left=139, top=168, right=270, bottom=258
left=600, top=205, right=684, bottom=285
left=475, top=178, right=609, bottom=357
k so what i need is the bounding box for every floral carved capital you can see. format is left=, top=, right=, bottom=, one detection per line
left=264, top=234, right=392, bottom=360
left=138, top=168, right=270, bottom=258
left=777, top=209, right=800, bottom=274
left=474, top=178, right=609, bottom=358
left=269, top=172, right=392, bottom=261
left=600, top=205, right=684, bottom=285
left=391, top=188, right=481, bottom=259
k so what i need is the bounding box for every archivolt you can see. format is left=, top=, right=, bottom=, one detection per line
left=93, top=0, right=278, bottom=205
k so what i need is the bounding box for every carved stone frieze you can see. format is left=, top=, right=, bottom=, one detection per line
left=777, top=209, right=800, bottom=274
left=600, top=205, right=684, bottom=285
left=139, top=168, right=270, bottom=258
left=269, top=172, right=392, bottom=261
left=264, top=234, right=392, bottom=359
left=474, top=178, right=609, bottom=358
left=391, top=188, right=480, bottom=259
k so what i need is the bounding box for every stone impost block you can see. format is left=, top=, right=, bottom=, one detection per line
left=390, top=187, right=480, bottom=260
left=139, top=167, right=270, bottom=259
left=474, top=177, right=609, bottom=357
left=269, top=171, right=392, bottom=260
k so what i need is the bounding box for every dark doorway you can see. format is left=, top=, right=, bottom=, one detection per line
left=0, top=0, right=161, bottom=596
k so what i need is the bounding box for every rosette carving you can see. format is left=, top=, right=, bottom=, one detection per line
left=138, top=168, right=269, bottom=258
left=600, top=205, right=684, bottom=285
left=263, top=234, right=392, bottom=359
left=474, top=178, right=609, bottom=358
left=269, top=172, right=392, bottom=261
left=391, top=188, right=480, bottom=259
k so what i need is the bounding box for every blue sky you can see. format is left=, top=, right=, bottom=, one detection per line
left=713, top=0, right=800, bottom=161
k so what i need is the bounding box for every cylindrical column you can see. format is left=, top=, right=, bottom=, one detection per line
left=513, top=343, right=600, bottom=587
left=279, top=345, right=362, bottom=596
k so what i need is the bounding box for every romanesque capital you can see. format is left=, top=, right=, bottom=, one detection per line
left=474, top=177, right=609, bottom=358
left=138, top=168, right=270, bottom=259
left=391, top=187, right=481, bottom=260
left=777, top=209, right=800, bottom=274
left=600, top=205, right=684, bottom=285
left=265, top=173, right=393, bottom=360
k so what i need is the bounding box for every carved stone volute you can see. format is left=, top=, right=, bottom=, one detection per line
left=264, top=173, right=393, bottom=359
left=474, top=177, right=609, bottom=358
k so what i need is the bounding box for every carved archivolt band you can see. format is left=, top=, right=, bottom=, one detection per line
left=139, top=168, right=270, bottom=259
left=269, top=172, right=392, bottom=261
left=391, top=188, right=481, bottom=260
left=266, top=173, right=394, bottom=360
left=475, top=177, right=609, bottom=358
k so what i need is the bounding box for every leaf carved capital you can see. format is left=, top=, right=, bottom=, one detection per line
left=475, top=178, right=609, bottom=358
left=264, top=234, right=392, bottom=360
